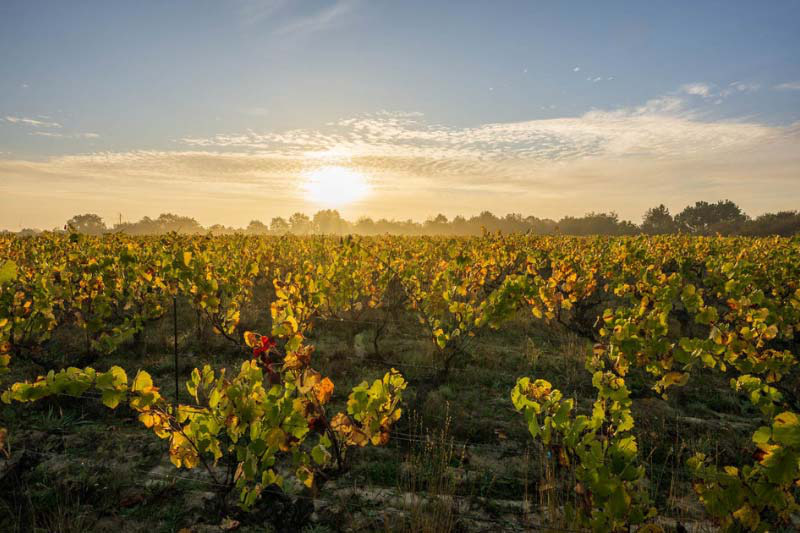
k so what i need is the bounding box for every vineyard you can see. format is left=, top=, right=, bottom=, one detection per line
left=0, top=232, right=798, bottom=532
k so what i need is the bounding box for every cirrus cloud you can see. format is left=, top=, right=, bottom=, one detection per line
left=4, top=115, right=62, bottom=128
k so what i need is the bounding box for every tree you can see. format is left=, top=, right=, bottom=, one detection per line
left=675, top=200, right=747, bottom=235
left=313, top=210, right=349, bottom=235
left=288, top=213, right=312, bottom=235
left=470, top=211, right=501, bottom=233
left=66, top=213, right=107, bottom=235
left=501, top=213, right=528, bottom=233
left=270, top=217, right=289, bottom=235
left=18, top=228, right=41, bottom=237
left=423, top=214, right=449, bottom=235
left=207, top=224, right=236, bottom=235
left=246, top=220, right=269, bottom=235
left=353, top=217, right=376, bottom=235
left=450, top=215, right=469, bottom=235
left=641, top=204, right=677, bottom=234
left=154, top=213, right=203, bottom=234
left=525, top=216, right=557, bottom=235
left=744, top=211, right=800, bottom=236
left=557, top=212, right=636, bottom=236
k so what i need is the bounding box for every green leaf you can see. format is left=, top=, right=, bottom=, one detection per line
left=696, top=306, right=718, bottom=325
left=0, top=261, right=17, bottom=284
left=285, top=333, right=302, bottom=353
left=752, top=426, right=771, bottom=444
left=311, top=444, right=329, bottom=465
left=101, top=389, right=125, bottom=409
left=261, top=469, right=282, bottom=488
left=762, top=447, right=798, bottom=485
left=435, top=334, right=447, bottom=349
left=553, top=399, right=572, bottom=426
left=772, top=412, right=800, bottom=447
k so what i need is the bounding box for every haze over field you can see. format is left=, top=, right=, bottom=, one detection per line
left=1, top=1, right=799, bottom=231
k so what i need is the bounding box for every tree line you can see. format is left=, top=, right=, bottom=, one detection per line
left=9, top=200, right=800, bottom=237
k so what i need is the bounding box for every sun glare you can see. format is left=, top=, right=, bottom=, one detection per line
left=302, top=165, right=371, bottom=207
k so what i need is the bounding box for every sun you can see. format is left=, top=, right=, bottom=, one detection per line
left=302, top=165, right=371, bottom=207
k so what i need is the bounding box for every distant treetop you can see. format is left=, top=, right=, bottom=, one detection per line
left=13, top=201, right=800, bottom=237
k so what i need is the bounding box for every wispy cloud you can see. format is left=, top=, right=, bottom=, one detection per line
left=3, top=115, right=98, bottom=139
left=680, top=83, right=713, bottom=98
left=775, top=81, right=800, bottom=91
left=727, top=81, right=760, bottom=93
left=4, top=115, right=62, bottom=128
left=719, top=81, right=761, bottom=98
left=180, top=96, right=776, bottom=166
left=273, top=0, right=359, bottom=36
left=236, top=0, right=290, bottom=25
left=681, top=81, right=761, bottom=100
left=30, top=131, right=99, bottom=139
left=586, top=76, right=614, bottom=83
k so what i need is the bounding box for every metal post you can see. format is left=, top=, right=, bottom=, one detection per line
left=173, top=295, right=179, bottom=404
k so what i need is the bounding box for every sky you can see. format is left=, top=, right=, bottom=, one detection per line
left=1, top=0, right=799, bottom=230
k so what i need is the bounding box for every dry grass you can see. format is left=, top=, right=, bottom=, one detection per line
left=390, top=409, right=463, bottom=533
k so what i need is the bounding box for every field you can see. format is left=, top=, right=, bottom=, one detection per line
left=0, top=233, right=798, bottom=532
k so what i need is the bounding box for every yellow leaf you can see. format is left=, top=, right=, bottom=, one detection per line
left=131, top=370, right=153, bottom=393
left=300, top=466, right=314, bottom=488
left=243, top=331, right=258, bottom=348
left=657, top=372, right=689, bottom=393
left=733, top=504, right=760, bottom=529
left=266, top=428, right=287, bottom=450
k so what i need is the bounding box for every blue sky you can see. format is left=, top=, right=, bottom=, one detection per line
left=1, top=0, right=799, bottom=229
